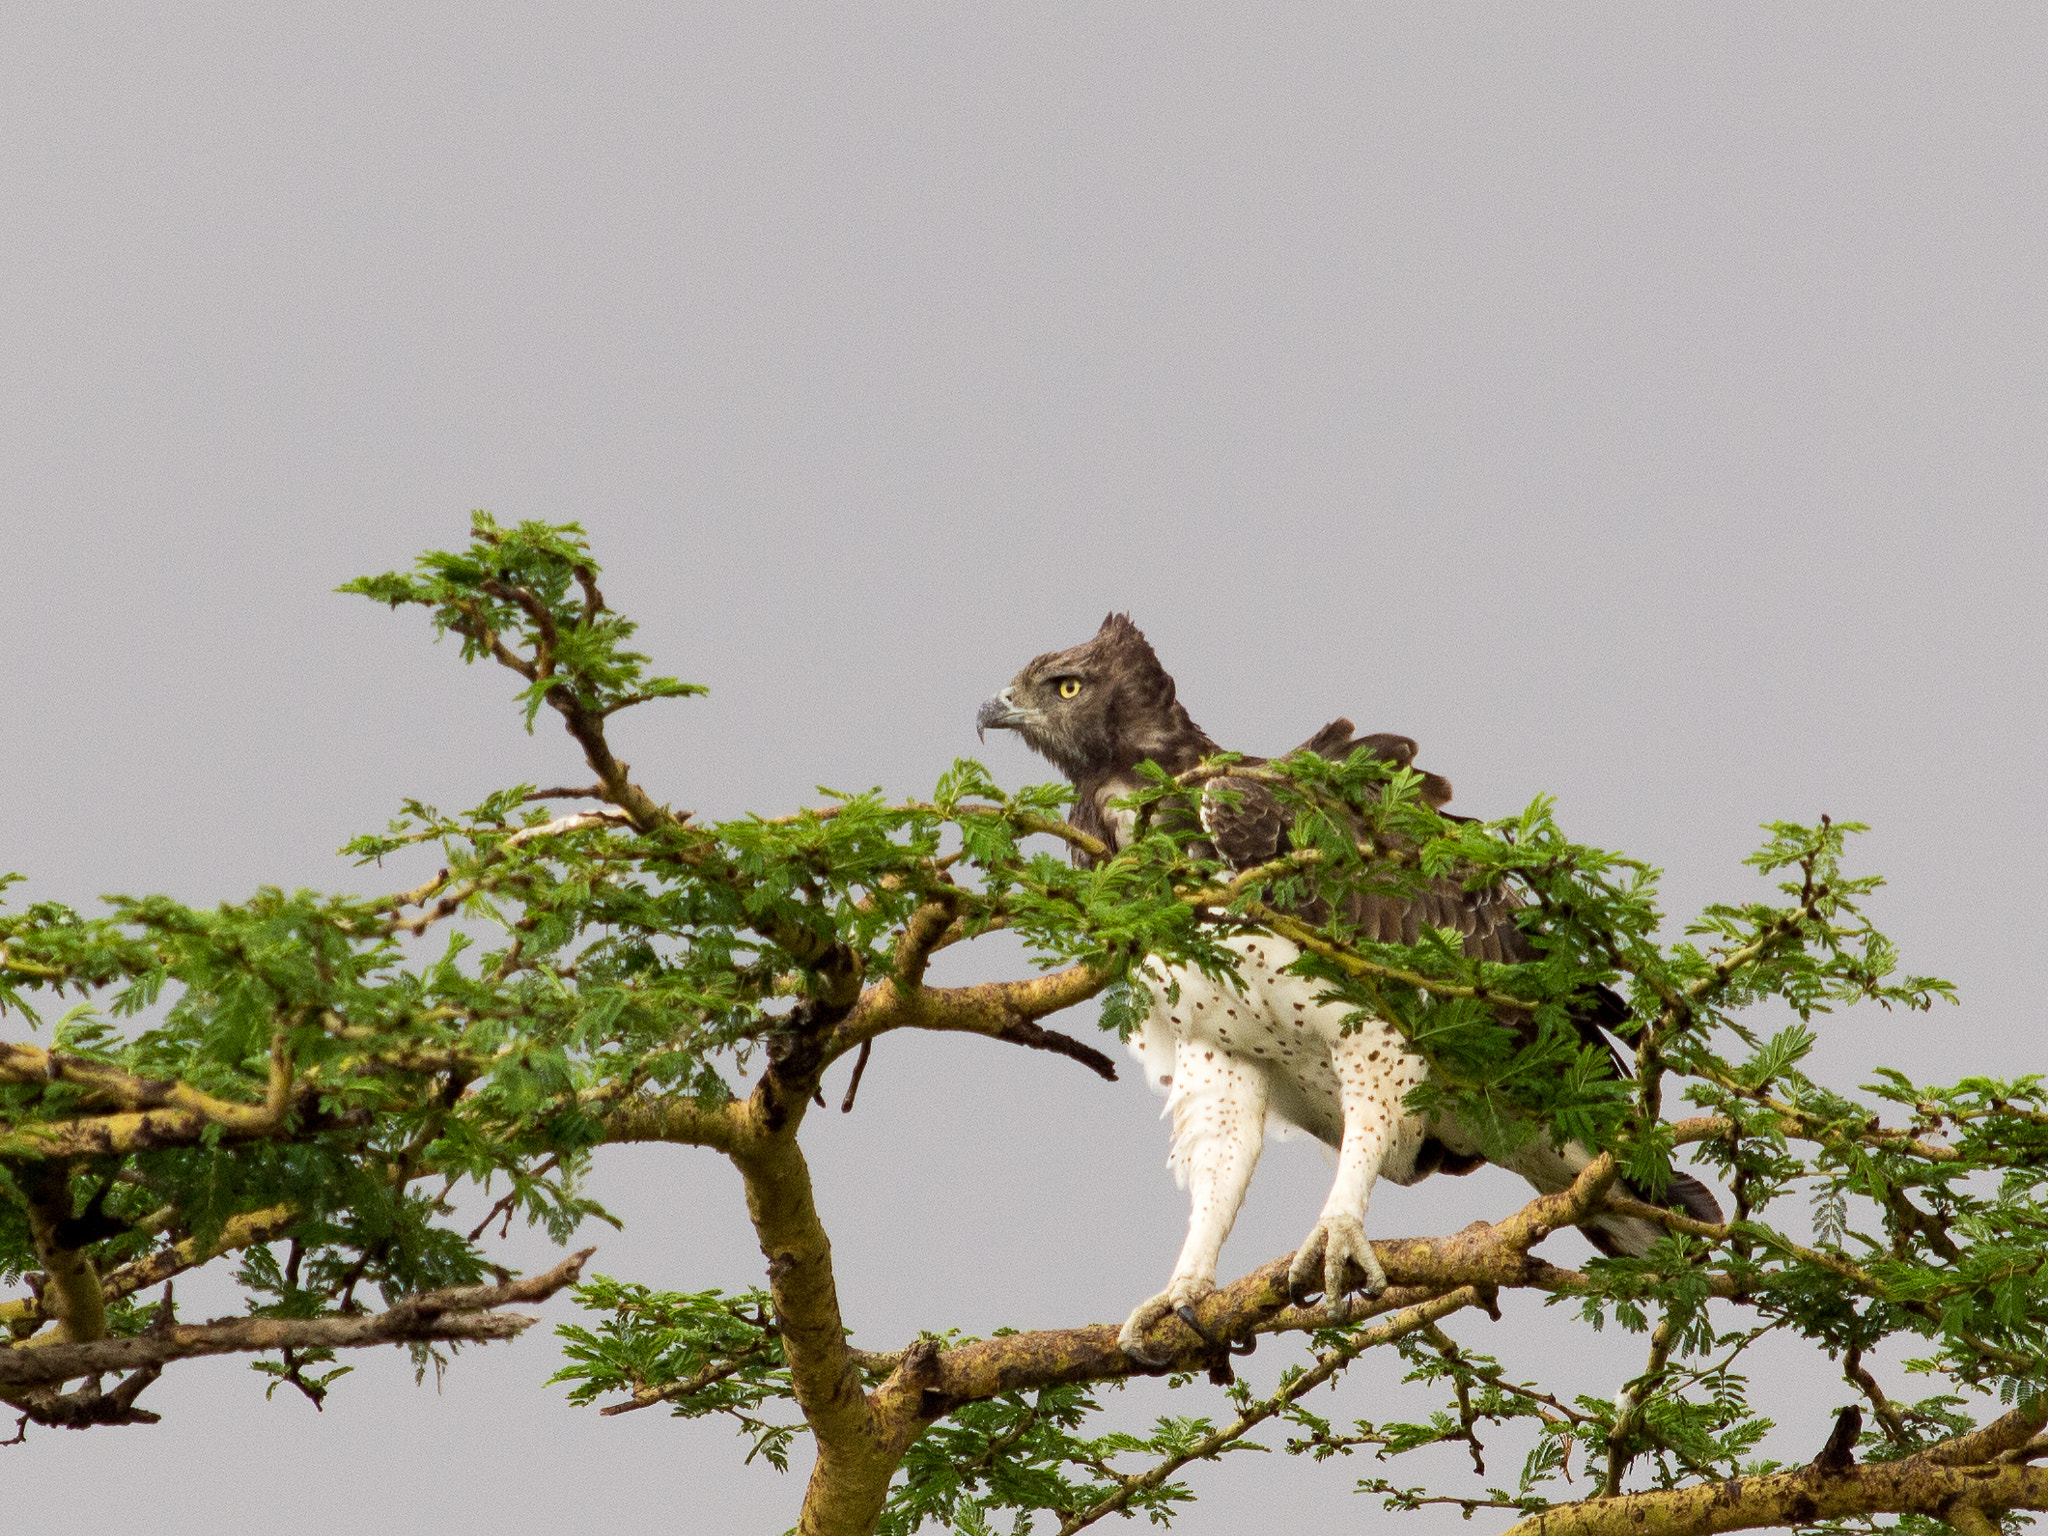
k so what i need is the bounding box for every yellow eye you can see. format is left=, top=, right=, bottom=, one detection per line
left=1057, top=678, right=1082, bottom=700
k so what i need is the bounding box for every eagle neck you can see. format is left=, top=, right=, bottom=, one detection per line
left=1065, top=706, right=1218, bottom=861
left=1118, top=702, right=1217, bottom=777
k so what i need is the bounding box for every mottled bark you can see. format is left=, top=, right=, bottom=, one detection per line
left=0, top=1247, right=592, bottom=1388
left=0, top=1033, right=297, bottom=1159
left=727, top=1105, right=898, bottom=1536
left=0, top=1202, right=298, bottom=1333
left=1503, top=1453, right=2048, bottom=1536
left=18, top=1164, right=107, bottom=1345
left=1497, top=1398, right=2048, bottom=1536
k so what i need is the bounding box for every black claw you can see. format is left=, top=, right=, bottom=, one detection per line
left=1176, top=1304, right=1257, bottom=1357
left=1121, top=1332, right=1177, bottom=1371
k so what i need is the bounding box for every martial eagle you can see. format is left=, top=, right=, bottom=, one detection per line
left=976, top=614, right=1721, bottom=1364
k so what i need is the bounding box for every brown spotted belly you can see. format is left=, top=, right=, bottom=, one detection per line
left=1129, top=935, right=1469, bottom=1178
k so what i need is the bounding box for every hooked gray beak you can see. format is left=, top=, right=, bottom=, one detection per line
left=976, top=688, right=1026, bottom=742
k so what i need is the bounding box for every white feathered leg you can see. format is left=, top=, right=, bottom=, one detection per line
left=1288, top=1023, right=1424, bottom=1317
left=1118, top=1038, right=1269, bottom=1362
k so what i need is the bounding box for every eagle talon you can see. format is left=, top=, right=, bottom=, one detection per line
left=1121, top=1331, right=1177, bottom=1371
left=1289, top=1214, right=1387, bottom=1323
left=1120, top=1280, right=1217, bottom=1368
left=1173, top=1303, right=1257, bottom=1357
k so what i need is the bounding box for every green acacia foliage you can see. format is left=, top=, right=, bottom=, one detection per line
left=1, top=517, right=2041, bottom=1536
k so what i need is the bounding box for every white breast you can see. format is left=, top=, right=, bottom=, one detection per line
left=1127, top=935, right=1446, bottom=1162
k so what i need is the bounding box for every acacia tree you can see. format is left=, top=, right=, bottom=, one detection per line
left=2, top=518, right=2043, bottom=1536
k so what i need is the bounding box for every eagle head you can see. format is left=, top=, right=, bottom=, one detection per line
left=977, top=613, right=1213, bottom=782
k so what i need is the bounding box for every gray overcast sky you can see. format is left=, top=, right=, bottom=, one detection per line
left=4, top=7, right=2045, bottom=1533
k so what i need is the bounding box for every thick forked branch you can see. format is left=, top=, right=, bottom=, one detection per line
left=699, top=963, right=1118, bottom=1536
left=582, top=959, right=1130, bottom=1536
left=0, top=1032, right=297, bottom=1160
left=19, top=1164, right=108, bottom=1344
left=0, top=1249, right=594, bottom=1388
left=729, top=1121, right=887, bottom=1536
left=825, top=962, right=1120, bottom=1082
left=1, top=1203, right=299, bottom=1332
left=879, top=1155, right=1626, bottom=1421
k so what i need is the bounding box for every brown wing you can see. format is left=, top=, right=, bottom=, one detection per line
left=1198, top=772, right=1289, bottom=865
left=1291, top=719, right=1454, bottom=809
left=1197, top=722, right=1507, bottom=953
left=1197, top=725, right=1725, bottom=1227
left=1346, top=878, right=1530, bottom=963
left=1200, top=734, right=1603, bottom=1077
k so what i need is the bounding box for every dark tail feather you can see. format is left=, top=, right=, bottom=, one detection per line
left=1665, top=1169, right=1724, bottom=1227
left=1615, top=1168, right=1724, bottom=1227
left=1581, top=1169, right=1726, bottom=1258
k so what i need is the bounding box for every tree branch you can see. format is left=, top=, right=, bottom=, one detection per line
left=592, top=1094, right=740, bottom=1152
left=19, top=1164, right=107, bottom=1344
left=890, top=1156, right=1637, bottom=1418
left=1238, top=901, right=1535, bottom=1010
left=371, top=808, right=633, bottom=936
left=2, top=1357, right=166, bottom=1431
left=825, top=962, right=1119, bottom=1079
left=596, top=1342, right=775, bottom=1417
left=892, top=890, right=963, bottom=993
left=1057, top=1286, right=1485, bottom=1534
left=1923, top=1395, right=2048, bottom=1468
left=0, top=1030, right=295, bottom=1158
left=727, top=1120, right=886, bottom=1536
left=520, top=784, right=608, bottom=802
left=1603, top=1312, right=1679, bottom=1496
left=1, top=1203, right=300, bottom=1331
left=1696, top=1065, right=1963, bottom=1163
left=0, top=1248, right=593, bottom=1388
left=1499, top=1449, right=2048, bottom=1536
